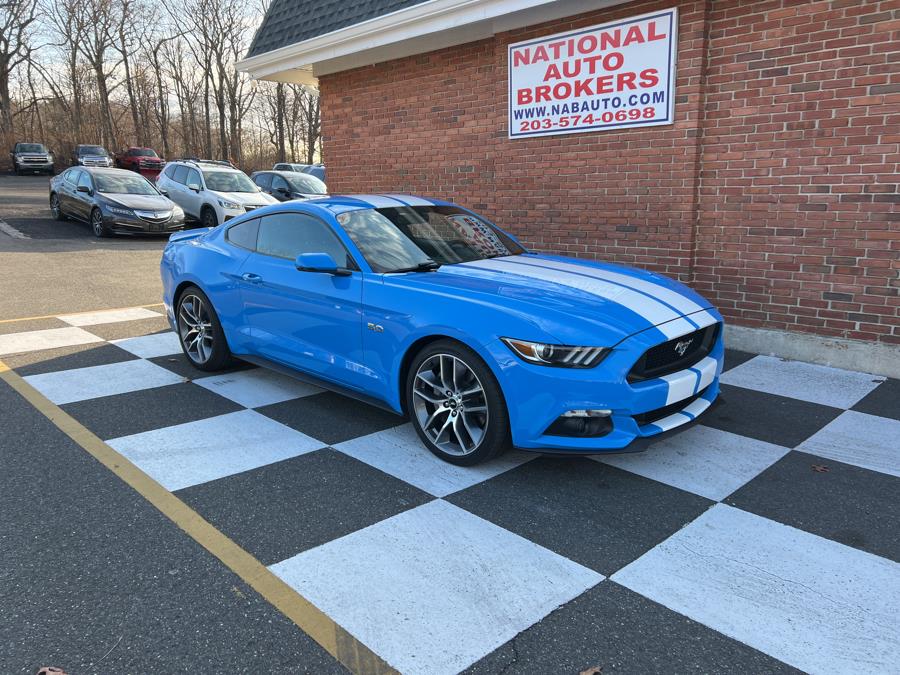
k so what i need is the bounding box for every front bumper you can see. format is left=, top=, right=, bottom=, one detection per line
left=102, top=211, right=186, bottom=234
left=17, top=160, right=53, bottom=171
left=490, top=313, right=725, bottom=452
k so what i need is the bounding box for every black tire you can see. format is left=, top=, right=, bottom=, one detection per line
left=13, top=164, right=21, bottom=176
left=90, top=208, right=110, bottom=237
left=49, top=193, right=66, bottom=221
left=175, top=285, right=232, bottom=371
left=406, top=339, right=510, bottom=466
left=201, top=205, right=218, bottom=229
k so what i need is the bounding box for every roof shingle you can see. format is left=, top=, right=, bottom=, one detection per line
left=247, top=0, right=432, bottom=59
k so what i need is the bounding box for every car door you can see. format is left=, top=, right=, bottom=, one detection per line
left=163, top=165, right=190, bottom=211
left=73, top=171, right=95, bottom=220
left=57, top=169, right=80, bottom=216
left=237, top=211, right=366, bottom=390
left=253, top=172, right=273, bottom=197
left=182, top=167, right=204, bottom=218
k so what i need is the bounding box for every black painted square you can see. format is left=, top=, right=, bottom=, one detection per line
left=176, top=448, right=432, bottom=565
left=448, top=457, right=712, bottom=576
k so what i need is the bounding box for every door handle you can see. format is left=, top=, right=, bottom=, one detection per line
left=241, top=273, right=262, bottom=283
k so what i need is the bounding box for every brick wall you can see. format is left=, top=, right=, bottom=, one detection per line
left=318, top=0, right=899, bottom=345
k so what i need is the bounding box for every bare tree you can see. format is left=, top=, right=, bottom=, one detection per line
left=0, top=0, right=38, bottom=134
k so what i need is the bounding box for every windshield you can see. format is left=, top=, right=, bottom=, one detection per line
left=203, top=170, right=257, bottom=193
left=95, top=173, right=158, bottom=195
left=17, top=144, right=46, bottom=153
left=337, top=206, right=525, bottom=273
left=133, top=148, right=158, bottom=157
left=79, top=146, right=108, bottom=156
left=286, top=173, right=326, bottom=194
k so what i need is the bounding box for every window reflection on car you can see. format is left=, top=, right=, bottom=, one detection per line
left=203, top=171, right=258, bottom=192
left=95, top=174, right=159, bottom=195
left=338, top=206, right=524, bottom=273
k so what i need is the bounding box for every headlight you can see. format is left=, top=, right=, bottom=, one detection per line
left=501, top=338, right=609, bottom=368
left=217, top=199, right=241, bottom=210
left=106, top=205, right=134, bottom=216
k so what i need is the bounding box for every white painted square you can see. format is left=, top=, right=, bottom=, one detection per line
left=720, top=355, right=884, bottom=409
left=596, top=425, right=790, bottom=501
left=798, top=410, right=900, bottom=478
left=24, top=359, right=183, bottom=404
left=334, top=424, right=534, bottom=497
left=112, top=331, right=181, bottom=358
left=271, top=500, right=602, bottom=675
left=107, top=409, right=324, bottom=491
left=59, top=306, right=162, bottom=326
left=0, top=327, right=103, bottom=356
left=612, top=504, right=900, bottom=675
left=191, top=368, right=322, bottom=408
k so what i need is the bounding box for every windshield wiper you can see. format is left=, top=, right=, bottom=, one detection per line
left=386, top=261, right=442, bottom=274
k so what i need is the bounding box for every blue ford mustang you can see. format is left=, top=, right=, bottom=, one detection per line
left=160, top=195, right=723, bottom=465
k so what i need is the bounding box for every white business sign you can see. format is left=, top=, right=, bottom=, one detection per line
left=508, top=8, right=678, bottom=139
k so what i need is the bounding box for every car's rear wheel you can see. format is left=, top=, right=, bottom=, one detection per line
left=50, top=193, right=65, bottom=221
left=90, top=208, right=110, bottom=237
left=407, top=339, right=510, bottom=466
left=176, top=285, right=231, bottom=371
left=201, top=206, right=218, bottom=229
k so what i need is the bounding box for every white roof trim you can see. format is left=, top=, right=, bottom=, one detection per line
left=238, top=0, right=628, bottom=83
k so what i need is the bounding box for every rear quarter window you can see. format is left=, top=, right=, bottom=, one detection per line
left=226, top=218, right=260, bottom=251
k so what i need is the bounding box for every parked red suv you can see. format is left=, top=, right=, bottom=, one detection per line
left=115, top=147, right=165, bottom=178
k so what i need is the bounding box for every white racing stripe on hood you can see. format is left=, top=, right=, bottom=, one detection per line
left=382, top=195, right=434, bottom=207
left=352, top=195, right=408, bottom=208
left=464, top=259, right=695, bottom=339
left=509, top=257, right=707, bottom=318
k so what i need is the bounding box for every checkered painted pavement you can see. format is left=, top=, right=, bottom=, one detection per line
left=3, top=307, right=899, bottom=674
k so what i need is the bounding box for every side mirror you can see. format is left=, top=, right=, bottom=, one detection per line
left=187, top=183, right=201, bottom=192
left=76, top=185, right=92, bottom=195
left=295, top=252, right=351, bottom=276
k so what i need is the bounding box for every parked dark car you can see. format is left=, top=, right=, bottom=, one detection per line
left=10, top=142, right=54, bottom=174
left=251, top=170, right=327, bottom=201
left=49, top=167, right=185, bottom=237
left=302, top=163, right=325, bottom=181
left=73, top=144, right=113, bottom=168
left=115, top=146, right=165, bottom=178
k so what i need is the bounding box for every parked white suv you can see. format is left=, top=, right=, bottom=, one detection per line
left=157, top=159, right=277, bottom=228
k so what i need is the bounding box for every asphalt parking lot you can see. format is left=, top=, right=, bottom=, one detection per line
left=1, top=174, right=899, bottom=674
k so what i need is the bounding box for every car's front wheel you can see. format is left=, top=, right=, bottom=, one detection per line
left=90, top=208, right=110, bottom=237
left=176, top=285, right=232, bottom=371
left=407, top=339, right=510, bottom=466
left=201, top=206, right=218, bottom=229
left=50, top=193, right=66, bottom=221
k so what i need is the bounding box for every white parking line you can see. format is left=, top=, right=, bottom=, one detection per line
left=0, top=218, right=30, bottom=239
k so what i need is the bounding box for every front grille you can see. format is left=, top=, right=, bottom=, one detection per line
left=634, top=386, right=709, bottom=426
left=627, top=323, right=720, bottom=383
left=22, top=157, right=46, bottom=164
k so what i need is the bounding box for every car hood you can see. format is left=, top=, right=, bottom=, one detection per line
left=387, top=254, right=716, bottom=344
left=102, top=193, right=173, bottom=211
left=212, top=191, right=278, bottom=206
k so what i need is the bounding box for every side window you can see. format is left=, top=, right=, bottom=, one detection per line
left=186, top=168, right=202, bottom=189
left=256, top=212, right=353, bottom=267
left=254, top=173, right=272, bottom=189
left=274, top=164, right=286, bottom=171
left=172, top=165, right=188, bottom=184
left=77, top=172, right=93, bottom=191
left=64, top=169, right=79, bottom=185
left=226, top=218, right=259, bottom=251
left=272, top=176, right=289, bottom=192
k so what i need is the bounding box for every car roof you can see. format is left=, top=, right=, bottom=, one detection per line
left=78, top=167, right=142, bottom=176
left=262, top=194, right=456, bottom=217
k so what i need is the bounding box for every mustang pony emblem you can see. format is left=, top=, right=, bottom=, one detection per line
left=674, top=338, right=694, bottom=357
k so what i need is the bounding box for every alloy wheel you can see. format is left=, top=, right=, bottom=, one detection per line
left=412, top=353, right=489, bottom=456
left=50, top=194, right=60, bottom=218
left=178, top=294, right=214, bottom=364
left=91, top=210, right=104, bottom=236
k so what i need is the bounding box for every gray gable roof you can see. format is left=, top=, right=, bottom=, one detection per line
left=247, top=0, right=432, bottom=59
